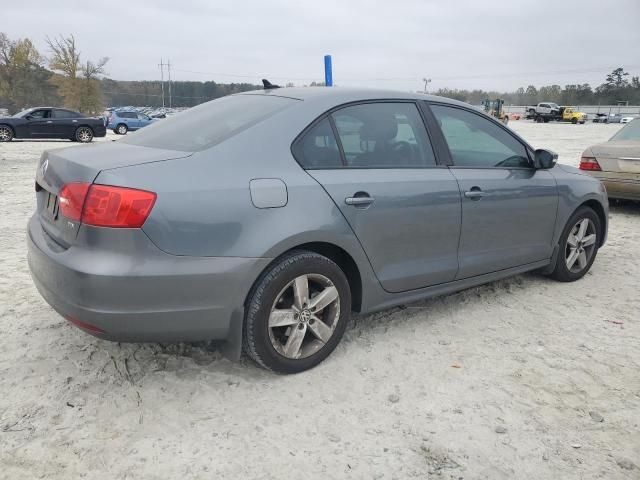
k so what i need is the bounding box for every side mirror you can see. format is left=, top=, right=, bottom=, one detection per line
left=25, top=115, right=33, bottom=120
left=534, top=149, right=558, bottom=169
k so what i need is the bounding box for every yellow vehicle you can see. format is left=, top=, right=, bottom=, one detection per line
left=482, top=99, right=509, bottom=124
left=560, top=107, right=588, bottom=124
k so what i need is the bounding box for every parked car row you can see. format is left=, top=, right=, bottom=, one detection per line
left=592, top=113, right=636, bottom=124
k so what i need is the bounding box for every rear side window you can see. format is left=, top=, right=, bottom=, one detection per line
left=611, top=119, right=640, bottom=141
left=53, top=109, right=81, bottom=119
left=431, top=105, right=530, bottom=168
left=122, top=95, right=296, bottom=152
left=332, top=103, right=436, bottom=168
left=293, top=118, right=342, bottom=168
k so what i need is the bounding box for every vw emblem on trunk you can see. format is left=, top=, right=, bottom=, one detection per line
left=40, top=158, right=49, bottom=177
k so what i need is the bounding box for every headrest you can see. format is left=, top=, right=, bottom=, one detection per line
left=359, top=113, right=398, bottom=142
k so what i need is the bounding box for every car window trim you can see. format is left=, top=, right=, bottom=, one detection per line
left=291, top=99, right=449, bottom=170
left=424, top=101, right=535, bottom=170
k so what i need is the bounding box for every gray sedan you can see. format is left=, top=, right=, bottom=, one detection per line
left=581, top=119, right=640, bottom=200
left=28, top=87, right=608, bottom=373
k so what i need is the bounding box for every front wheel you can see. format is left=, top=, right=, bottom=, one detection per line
left=243, top=251, right=351, bottom=373
left=0, top=125, right=13, bottom=142
left=75, top=126, right=94, bottom=143
left=548, top=206, right=601, bottom=282
left=571, top=118, right=578, bottom=124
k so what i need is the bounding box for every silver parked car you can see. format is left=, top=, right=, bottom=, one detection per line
left=28, top=87, right=608, bottom=373
left=581, top=119, right=640, bottom=200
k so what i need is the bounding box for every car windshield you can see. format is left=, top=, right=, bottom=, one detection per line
left=13, top=109, right=33, bottom=118
left=121, top=94, right=296, bottom=152
left=610, top=119, right=640, bottom=141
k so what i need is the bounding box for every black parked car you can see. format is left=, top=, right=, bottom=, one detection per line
left=0, top=107, right=107, bottom=143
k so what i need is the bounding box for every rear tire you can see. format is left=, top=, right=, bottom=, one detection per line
left=0, top=124, right=13, bottom=142
left=75, top=126, right=94, bottom=143
left=548, top=206, right=601, bottom=282
left=243, top=251, right=351, bottom=373
left=571, top=118, right=578, bottom=124
left=115, top=123, right=128, bottom=135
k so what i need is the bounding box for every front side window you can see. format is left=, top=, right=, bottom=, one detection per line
left=331, top=103, right=436, bottom=168
left=29, top=109, right=50, bottom=119
left=431, top=105, right=530, bottom=168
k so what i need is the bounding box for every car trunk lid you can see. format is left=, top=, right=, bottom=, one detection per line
left=35, top=142, right=191, bottom=248
left=589, top=141, right=640, bottom=173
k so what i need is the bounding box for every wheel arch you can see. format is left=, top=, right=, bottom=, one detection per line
left=245, top=241, right=363, bottom=314
left=579, top=199, right=607, bottom=246
left=0, top=123, right=16, bottom=136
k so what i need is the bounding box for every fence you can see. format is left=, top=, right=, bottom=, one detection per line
left=503, top=105, right=640, bottom=116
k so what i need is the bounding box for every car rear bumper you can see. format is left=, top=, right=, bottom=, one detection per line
left=27, top=215, right=271, bottom=343
left=589, top=173, right=640, bottom=200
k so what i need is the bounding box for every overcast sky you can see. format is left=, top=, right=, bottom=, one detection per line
left=5, top=0, right=640, bottom=92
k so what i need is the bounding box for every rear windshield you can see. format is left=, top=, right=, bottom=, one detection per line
left=610, top=119, right=640, bottom=141
left=121, top=94, right=296, bottom=152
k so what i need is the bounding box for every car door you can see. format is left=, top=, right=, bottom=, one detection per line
left=427, top=103, right=558, bottom=279
left=26, top=109, right=53, bottom=137
left=294, top=101, right=462, bottom=293
left=137, top=113, right=151, bottom=128
left=51, top=109, right=81, bottom=137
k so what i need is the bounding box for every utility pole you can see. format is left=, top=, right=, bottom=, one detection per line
left=158, top=58, right=166, bottom=108
left=167, top=59, right=172, bottom=108
left=422, top=77, right=431, bottom=94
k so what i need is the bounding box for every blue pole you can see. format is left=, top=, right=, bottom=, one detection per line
left=324, top=55, right=333, bottom=86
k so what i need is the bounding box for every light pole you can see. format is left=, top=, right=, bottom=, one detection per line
left=422, top=77, right=431, bottom=93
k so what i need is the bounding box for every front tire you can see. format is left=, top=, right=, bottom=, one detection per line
left=548, top=206, right=601, bottom=282
left=571, top=118, right=578, bottom=124
left=243, top=251, right=351, bottom=373
left=0, top=124, right=13, bottom=142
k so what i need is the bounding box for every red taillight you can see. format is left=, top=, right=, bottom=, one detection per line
left=58, top=182, right=156, bottom=228
left=59, top=182, right=90, bottom=221
left=579, top=156, right=601, bottom=171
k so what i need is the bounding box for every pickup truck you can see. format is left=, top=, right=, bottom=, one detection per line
left=526, top=103, right=588, bottom=124
left=527, top=102, right=560, bottom=116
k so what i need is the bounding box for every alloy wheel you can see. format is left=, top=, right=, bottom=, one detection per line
left=0, top=126, right=12, bottom=142
left=77, top=127, right=93, bottom=143
left=268, top=273, right=341, bottom=359
left=565, top=218, right=597, bottom=273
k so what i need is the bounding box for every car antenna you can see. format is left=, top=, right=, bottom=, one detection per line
left=262, top=79, right=281, bottom=90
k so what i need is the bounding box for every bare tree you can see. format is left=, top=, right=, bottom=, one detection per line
left=46, top=35, right=108, bottom=113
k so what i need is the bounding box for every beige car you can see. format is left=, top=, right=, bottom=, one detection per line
left=581, top=119, right=640, bottom=200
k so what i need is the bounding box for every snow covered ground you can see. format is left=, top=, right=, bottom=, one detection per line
left=0, top=122, right=638, bottom=479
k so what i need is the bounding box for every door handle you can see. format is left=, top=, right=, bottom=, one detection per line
left=46, top=121, right=53, bottom=124
left=464, top=188, right=488, bottom=200
left=345, top=195, right=375, bottom=206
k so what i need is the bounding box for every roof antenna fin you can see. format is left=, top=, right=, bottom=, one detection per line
left=262, top=79, right=281, bottom=90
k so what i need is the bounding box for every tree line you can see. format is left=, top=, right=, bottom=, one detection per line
left=433, top=68, right=640, bottom=106
left=0, top=32, right=258, bottom=114
left=2, top=31, right=640, bottom=115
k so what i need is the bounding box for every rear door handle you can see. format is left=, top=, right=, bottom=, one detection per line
left=345, top=196, right=375, bottom=206
left=464, top=188, right=488, bottom=200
